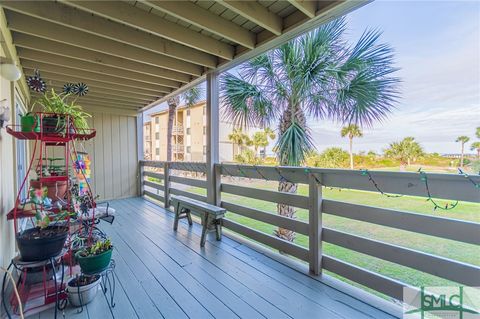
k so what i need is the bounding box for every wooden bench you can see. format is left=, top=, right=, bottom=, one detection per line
left=171, top=195, right=226, bottom=247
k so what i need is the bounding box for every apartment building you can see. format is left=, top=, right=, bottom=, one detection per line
left=145, top=100, right=259, bottom=162
left=143, top=121, right=152, bottom=160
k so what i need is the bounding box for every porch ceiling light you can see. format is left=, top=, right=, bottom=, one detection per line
left=0, top=63, right=22, bottom=81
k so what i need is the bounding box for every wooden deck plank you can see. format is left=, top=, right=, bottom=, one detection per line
left=117, top=199, right=346, bottom=318
left=130, top=197, right=396, bottom=319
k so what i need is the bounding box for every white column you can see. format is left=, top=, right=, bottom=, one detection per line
left=136, top=112, right=144, bottom=196
left=309, top=173, right=323, bottom=275
left=206, top=72, right=220, bottom=205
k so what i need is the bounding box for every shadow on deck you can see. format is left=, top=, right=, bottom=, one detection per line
left=31, top=197, right=397, bottom=319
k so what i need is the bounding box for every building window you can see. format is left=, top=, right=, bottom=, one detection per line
left=187, top=109, right=190, bottom=116
left=156, top=148, right=160, bottom=155
left=203, top=146, right=206, bottom=155
left=186, top=146, right=191, bottom=153
left=186, top=128, right=191, bottom=135
left=203, top=126, right=206, bottom=135
left=155, top=132, right=159, bottom=139
left=155, top=117, right=159, bottom=124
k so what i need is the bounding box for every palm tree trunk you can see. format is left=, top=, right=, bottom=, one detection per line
left=349, top=136, right=354, bottom=169
left=460, top=143, right=465, bottom=168
left=275, top=107, right=305, bottom=242
left=407, top=158, right=411, bottom=166
left=166, top=98, right=177, bottom=162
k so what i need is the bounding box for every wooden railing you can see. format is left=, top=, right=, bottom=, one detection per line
left=139, top=160, right=480, bottom=301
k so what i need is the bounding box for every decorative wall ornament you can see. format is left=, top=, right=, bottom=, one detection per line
left=74, top=82, right=89, bottom=96
left=63, top=82, right=76, bottom=94
left=27, top=69, right=46, bottom=93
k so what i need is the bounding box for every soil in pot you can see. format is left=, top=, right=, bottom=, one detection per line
left=76, top=249, right=113, bottom=275
left=16, top=226, right=69, bottom=261
left=67, top=275, right=101, bottom=307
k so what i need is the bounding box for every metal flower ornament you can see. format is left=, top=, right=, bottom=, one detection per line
left=27, top=69, right=47, bottom=93
left=63, top=82, right=76, bottom=94
left=74, top=82, right=89, bottom=96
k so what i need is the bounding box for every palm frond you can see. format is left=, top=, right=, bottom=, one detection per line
left=275, top=122, right=315, bottom=166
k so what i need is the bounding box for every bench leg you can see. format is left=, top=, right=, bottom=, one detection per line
left=173, top=202, right=180, bottom=231
left=186, top=210, right=193, bottom=226
left=215, top=220, right=222, bottom=241
left=200, top=213, right=208, bottom=247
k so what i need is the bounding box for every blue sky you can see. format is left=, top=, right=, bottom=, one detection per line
left=146, top=1, right=480, bottom=154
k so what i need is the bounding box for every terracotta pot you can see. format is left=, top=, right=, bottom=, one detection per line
left=31, top=180, right=68, bottom=201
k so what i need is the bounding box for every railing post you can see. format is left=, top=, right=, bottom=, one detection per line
left=164, top=162, right=170, bottom=209
left=308, top=173, right=322, bottom=275
left=206, top=72, right=220, bottom=205
left=139, top=161, right=144, bottom=197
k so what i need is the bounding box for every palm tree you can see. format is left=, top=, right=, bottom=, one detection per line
left=476, top=127, right=480, bottom=139
left=252, top=128, right=276, bottom=157
left=384, top=137, right=423, bottom=167
left=470, top=142, right=480, bottom=159
left=228, top=128, right=251, bottom=157
left=166, top=86, right=203, bottom=161
left=221, top=18, right=399, bottom=241
left=340, top=124, right=363, bottom=169
left=456, top=136, right=470, bottom=168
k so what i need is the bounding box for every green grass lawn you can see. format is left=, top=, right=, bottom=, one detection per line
left=184, top=178, right=479, bottom=300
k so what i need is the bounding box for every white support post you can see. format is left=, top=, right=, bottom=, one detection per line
left=309, top=173, right=323, bottom=275
left=164, top=162, right=170, bottom=209
left=137, top=112, right=144, bottom=196
left=206, top=72, right=220, bottom=206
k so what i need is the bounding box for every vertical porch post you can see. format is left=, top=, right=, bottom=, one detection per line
left=164, top=162, right=170, bottom=208
left=206, top=72, right=220, bottom=206
left=137, top=112, right=144, bottom=196
left=308, top=173, right=323, bottom=275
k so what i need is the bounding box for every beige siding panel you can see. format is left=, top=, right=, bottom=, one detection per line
left=127, top=116, right=138, bottom=196
left=119, top=116, right=129, bottom=197
left=111, top=115, right=121, bottom=198
left=93, top=113, right=105, bottom=198
left=102, top=114, right=114, bottom=199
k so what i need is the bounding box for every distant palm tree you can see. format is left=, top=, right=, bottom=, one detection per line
left=228, top=128, right=251, bottom=156
left=252, top=128, right=276, bottom=157
left=384, top=137, right=424, bottom=167
left=340, top=124, right=363, bottom=169
left=471, top=142, right=480, bottom=159
left=476, top=127, right=480, bottom=139
left=221, top=18, right=399, bottom=241
left=166, top=86, right=203, bottom=161
left=455, top=136, right=470, bottom=168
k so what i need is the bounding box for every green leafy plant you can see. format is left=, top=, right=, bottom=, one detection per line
left=79, top=239, right=112, bottom=257
left=34, top=89, right=91, bottom=134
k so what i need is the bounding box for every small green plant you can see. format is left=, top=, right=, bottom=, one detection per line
left=79, top=239, right=113, bottom=257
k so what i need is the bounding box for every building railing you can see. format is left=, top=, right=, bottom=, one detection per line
left=173, top=125, right=184, bottom=134
left=139, top=160, right=480, bottom=302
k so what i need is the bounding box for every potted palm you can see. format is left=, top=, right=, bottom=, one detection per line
left=76, top=239, right=113, bottom=274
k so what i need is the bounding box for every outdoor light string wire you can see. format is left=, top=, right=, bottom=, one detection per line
left=361, top=169, right=403, bottom=198
left=419, top=169, right=458, bottom=211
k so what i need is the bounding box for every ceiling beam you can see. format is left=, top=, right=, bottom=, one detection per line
left=13, top=33, right=191, bottom=84
left=5, top=11, right=203, bottom=76
left=217, top=1, right=283, bottom=36
left=18, top=48, right=181, bottom=89
left=144, top=0, right=256, bottom=49
left=1, top=1, right=216, bottom=69
left=21, top=60, right=171, bottom=94
left=64, top=1, right=234, bottom=60
left=287, top=0, right=317, bottom=18
left=37, top=78, right=159, bottom=102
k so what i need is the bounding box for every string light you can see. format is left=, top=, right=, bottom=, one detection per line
left=419, top=170, right=458, bottom=211
left=458, top=168, right=480, bottom=189
left=361, top=169, right=403, bottom=198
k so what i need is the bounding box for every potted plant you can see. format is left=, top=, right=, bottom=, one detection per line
left=16, top=188, right=70, bottom=261
left=66, top=274, right=101, bottom=306
left=33, top=89, right=91, bottom=134
left=76, top=239, right=113, bottom=274
left=20, top=108, right=40, bottom=133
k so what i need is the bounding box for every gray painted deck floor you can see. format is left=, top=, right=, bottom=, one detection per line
left=30, top=197, right=396, bottom=319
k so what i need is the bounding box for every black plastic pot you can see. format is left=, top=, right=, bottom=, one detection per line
left=16, top=226, right=69, bottom=261
left=42, top=116, right=66, bottom=134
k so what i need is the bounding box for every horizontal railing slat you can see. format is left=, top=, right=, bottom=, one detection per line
left=219, top=164, right=309, bottom=183
left=169, top=162, right=206, bottom=173
left=170, top=188, right=207, bottom=203
left=323, top=200, right=480, bottom=245
left=222, top=219, right=309, bottom=261
left=169, top=175, right=207, bottom=188
left=143, top=171, right=165, bottom=180
left=221, top=201, right=309, bottom=235
left=221, top=183, right=309, bottom=209
left=143, top=190, right=164, bottom=203
left=143, top=180, right=165, bottom=191
left=322, top=255, right=406, bottom=301
left=323, top=228, right=480, bottom=286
